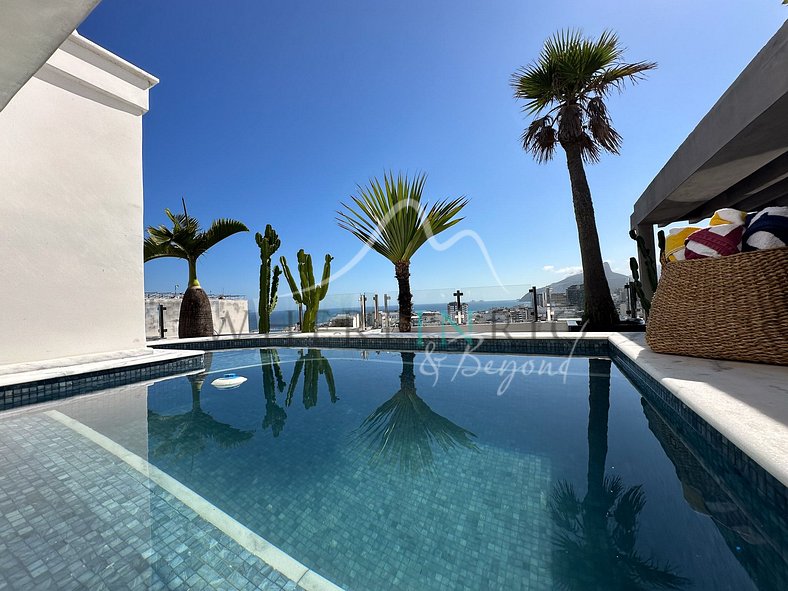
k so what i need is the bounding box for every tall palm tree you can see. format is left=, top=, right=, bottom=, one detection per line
left=511, top=31, right=656, bottom=330
left=337, top=172, right=468, bottom=332
left=144, top=198, right=248, bottom=337
left=354, top=352, right=477, bottom=475
left=548, top=359, right=688, bottom=589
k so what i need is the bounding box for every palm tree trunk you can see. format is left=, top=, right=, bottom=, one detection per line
left=394, top=261, right=413, bottom=332
left=563, top=145, right=618, bottom=330
left=583, top=358, right=612, bottom=540
left=179, top=257, right=213, bottom=337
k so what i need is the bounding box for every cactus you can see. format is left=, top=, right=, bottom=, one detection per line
left=255, top=225, right=282, bottom=334
left=629, top=257, right=651, bottom=318
left=628, top=228, right=665, bottom=319
left=280, top=249, right=333, bottom=332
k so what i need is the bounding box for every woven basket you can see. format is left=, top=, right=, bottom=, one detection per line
left=646, top=248, right=788, bottom=365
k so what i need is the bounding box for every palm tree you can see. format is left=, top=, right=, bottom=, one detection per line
left=354, top=352, right=477, bottom=475
left=511, top=31, right=656, bottom=330
left=147, top=353, right=254, bottom=466
left=548, top=359, right=688, bottom=589
left=144, top=198, right=248, bottom=337
left=337, top=172, right=468, bottom=332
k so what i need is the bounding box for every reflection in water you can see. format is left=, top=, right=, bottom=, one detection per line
left=148, top=352, right=253, bottom=464
left=261, top=349, right=287, bottom=437
left=285, top=349, right=338, bottom=409
left=355, top=352, right=477, bottom=475
left=642, top=399, right=788, bottom=590
left=549, top=359, right=688, bottom=590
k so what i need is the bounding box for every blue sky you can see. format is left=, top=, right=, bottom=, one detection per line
left=80, top=1, right=785, bottom=305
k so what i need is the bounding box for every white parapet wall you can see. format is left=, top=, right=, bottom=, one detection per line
left=145, top=297, right=250, bottom=339
left=0, top=32, right=158, bottom=364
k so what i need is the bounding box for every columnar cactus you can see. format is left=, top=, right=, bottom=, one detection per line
left=628, top=229, right=665, bottom=319
left=279, top=249, right=333, bottom=332
left=255, top=225, right=282, bottom=334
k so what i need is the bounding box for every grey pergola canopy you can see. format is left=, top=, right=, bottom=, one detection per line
left=632, top=21, right=788, bottom=228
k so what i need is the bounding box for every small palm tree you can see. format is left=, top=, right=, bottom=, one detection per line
left=511, top=31, right=656, bottom=329
left=337, top=172, right=468, bottom=332
left=354, top=352, right=477, bottom=475
left=148, top=353, right=253, bottom=465
left=144, top=199, right=248, bottom=337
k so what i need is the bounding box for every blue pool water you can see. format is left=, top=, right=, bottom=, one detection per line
left=1, top=348, right=786, bottom=590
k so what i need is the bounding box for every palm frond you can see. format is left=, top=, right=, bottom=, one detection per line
left=199, top=218, right=249, bottom=255
left=143, top=236, right=188, bottom=262
left=144, top=198, right=248, bottom=287
left=337, top=171, right=467, bottom=264
left=521, top=116, right=557, bottom=162
left=512, top=29, right=655, bottom=161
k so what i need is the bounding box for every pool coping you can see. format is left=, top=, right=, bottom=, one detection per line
left=0, top=348, right=203, bottom=410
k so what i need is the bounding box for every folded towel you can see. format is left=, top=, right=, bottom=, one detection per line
left=665, top=227, right=700, bottom=261
left=685, top=224, right=744, bottom=259
left=742, top=206, right=788, bottom=252
left=710, top=208, right=747, bottom=226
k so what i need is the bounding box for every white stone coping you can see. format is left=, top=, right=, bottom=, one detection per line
left=609, top=333, right=788, bottom=487
left=0, top=348, right=203, bottom=388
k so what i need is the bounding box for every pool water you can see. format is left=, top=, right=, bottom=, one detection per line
left=1, top=348, right=786, bottom=590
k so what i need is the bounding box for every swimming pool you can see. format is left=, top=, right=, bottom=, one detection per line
left=1, top=347, right=785, bottom=590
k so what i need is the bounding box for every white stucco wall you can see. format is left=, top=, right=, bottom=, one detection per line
left=0, top=33, right=157, bottom=364
left=145, top=297, right=250, bottom=339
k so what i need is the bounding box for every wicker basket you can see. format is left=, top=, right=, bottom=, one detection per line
left=646, top=248, right=788, bottom=365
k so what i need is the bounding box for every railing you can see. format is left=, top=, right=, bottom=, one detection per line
left=251, top=282, right=644, bottom=333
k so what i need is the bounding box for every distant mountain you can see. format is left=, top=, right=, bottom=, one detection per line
left=520, top=262, right=630, bottom=300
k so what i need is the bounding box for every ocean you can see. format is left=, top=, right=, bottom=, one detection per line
left=248, top=299, right=522, bottom=331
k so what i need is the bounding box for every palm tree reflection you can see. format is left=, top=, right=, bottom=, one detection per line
left=148, top=352, right=253, bottom=462
left=355, top=351, right=477, bottom=475
left=260, top=348, right=287, bottom=437
left=285, top=349, right=337, bottom=409
left=549, top=359, right=688, bottom=590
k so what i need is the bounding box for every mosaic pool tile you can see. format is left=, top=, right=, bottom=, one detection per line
left=0, top=413, right=305, bottom=591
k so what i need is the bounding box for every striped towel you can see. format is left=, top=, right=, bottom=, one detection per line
left=685, top=224, right=744, bottom=259
left=742, top=206, right=788, bottom=252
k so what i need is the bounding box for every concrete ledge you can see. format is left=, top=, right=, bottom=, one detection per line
left=0, top=348, right=203, bottom=410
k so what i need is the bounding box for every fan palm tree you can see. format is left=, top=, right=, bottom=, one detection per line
left=511, top=31, right=656, bottom=330
left=144, top=198, right=248, bottom=337
left=354, top=352, right=477, bottom=475
left=548, top=359, right=688, bottom=589
left=337, top=172, right=468, bottom=332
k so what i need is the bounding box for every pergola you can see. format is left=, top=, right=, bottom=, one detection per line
left=632, top=21, right=788, bottom=296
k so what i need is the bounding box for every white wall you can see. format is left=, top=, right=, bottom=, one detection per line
left=0, top=33, right=157, bottom=364
left=145, top=297, right=250, bottom=339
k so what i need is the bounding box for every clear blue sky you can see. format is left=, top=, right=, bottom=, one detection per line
left=80, top=1, right=785, bottom=305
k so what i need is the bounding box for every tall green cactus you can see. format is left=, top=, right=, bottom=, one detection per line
left=255, top=225, right=282, bottom=334
left=280, top=249, right=333, bottom=332
left=628, top=228, right=665, bottom=319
